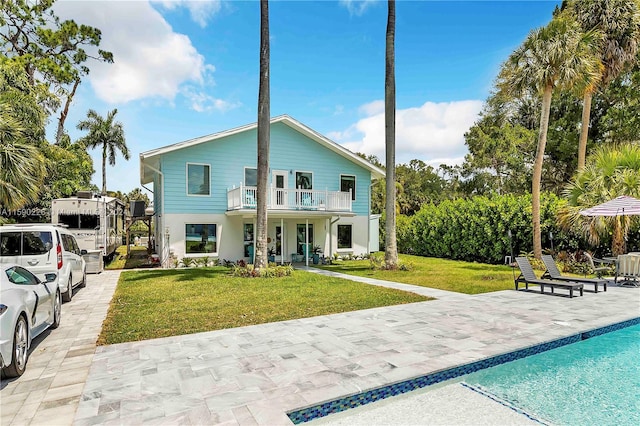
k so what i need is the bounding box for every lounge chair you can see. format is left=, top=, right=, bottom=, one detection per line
left=583, top=253, right=611, bottom=278
left=541, top=255, right=607, bottom=293
left=514, top=257, right=584, bottom=298
left=615, top=254, right=640, bottom=287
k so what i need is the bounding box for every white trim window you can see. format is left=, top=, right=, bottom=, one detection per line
left=186, top=163, right=210, bottom=196
left=185, top=224, right=217, bottom=255
left=340, top=174, right=356, bottom=201
left=244, top=167, right=257, bottom=186
left=337, top=224, right=352, bottom=249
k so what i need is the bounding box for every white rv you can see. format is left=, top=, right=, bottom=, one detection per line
left=51, top=192, right=125, bottom=259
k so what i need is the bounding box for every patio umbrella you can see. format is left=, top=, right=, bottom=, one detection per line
left=579, top=195, right=640, bottom=217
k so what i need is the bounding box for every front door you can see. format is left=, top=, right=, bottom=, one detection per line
left=272, top=170, right=288, bottom=207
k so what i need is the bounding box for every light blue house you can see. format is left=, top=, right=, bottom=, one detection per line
left=140, top=115, right=385, bottom=265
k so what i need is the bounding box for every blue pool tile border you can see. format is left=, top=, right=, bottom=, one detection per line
left=286, top=317, right=640, bottom=424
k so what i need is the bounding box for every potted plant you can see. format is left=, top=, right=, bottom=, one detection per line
left=268, top=246, right=276, bottom=263
left=312, top=245, right=322, bottom=264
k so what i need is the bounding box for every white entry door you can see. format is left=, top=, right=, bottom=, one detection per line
left=272, top=170, right=288, bottom=207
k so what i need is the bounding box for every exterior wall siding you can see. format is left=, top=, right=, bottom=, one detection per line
left=160, top=122, right=372, bottom=216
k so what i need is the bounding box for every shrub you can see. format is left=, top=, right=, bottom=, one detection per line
left=395, top=193, right=594, bottom=264
left=231, top=264, right=294, bottom=278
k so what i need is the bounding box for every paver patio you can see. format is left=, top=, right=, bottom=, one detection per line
left=1, top=267, right=638, bottom=426
left=74, top=270, right=639, bottom=425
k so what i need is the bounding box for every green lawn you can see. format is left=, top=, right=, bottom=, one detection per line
left=98, top=267, right=431, bottom=345
left=318, top=254, right=517, bottom=294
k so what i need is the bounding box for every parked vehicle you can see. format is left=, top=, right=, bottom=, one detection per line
left=0, top=224, right=87, bottom=302
left=0, top=264, right=61, bottom=378
left=51, top=192, right=125, bottom=260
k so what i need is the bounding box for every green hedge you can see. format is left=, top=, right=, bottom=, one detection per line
left=390, top=193, right=585, bottom=264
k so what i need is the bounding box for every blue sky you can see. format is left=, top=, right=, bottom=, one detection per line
left=53, top=0, right=560, bottom=194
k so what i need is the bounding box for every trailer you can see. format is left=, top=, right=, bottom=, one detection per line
left=51, top=192, right=125, bottom=259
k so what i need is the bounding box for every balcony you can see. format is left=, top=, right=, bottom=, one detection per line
left=227, top=185, right=352, bottom=212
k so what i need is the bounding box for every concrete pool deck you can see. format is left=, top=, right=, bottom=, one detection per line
left=1, top=268, right=638, bottom=425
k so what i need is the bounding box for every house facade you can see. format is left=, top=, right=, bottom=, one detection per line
left=140, top=115, right=385, bottom=266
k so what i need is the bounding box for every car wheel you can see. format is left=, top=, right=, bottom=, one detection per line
left=62, top=276, right=73, bottom=302
left=51, top=290, right=61, bottom=329
left=3, top=316, right=29, bottom=378
left=79, top=270, right=87, bottom=288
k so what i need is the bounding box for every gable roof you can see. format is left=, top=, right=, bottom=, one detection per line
left=140, top=115, right=385, bottom=184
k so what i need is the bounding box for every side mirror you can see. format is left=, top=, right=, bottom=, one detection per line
left=44, top=273, right=57, bottom=283
left=80, top=249, right=88, bottom=255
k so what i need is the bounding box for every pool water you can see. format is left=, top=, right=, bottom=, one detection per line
left=464, top=324, right=640, bottom=425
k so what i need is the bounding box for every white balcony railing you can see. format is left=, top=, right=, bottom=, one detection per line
left=227, top=185, right=352, bottom=212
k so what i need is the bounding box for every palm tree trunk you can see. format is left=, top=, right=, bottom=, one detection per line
left=384, top=0, right=398, bottom=268
left=255, top=0, right=270, bottom=271
left=532, top=85, right=553, bottom=259
left=577, top=91, right=592, bottom=171
left=102, top=145, right=107, bottom=195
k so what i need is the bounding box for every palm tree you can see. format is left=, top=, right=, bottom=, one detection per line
left=384, top=0, right=398, bottom=268
left=571, top=0, right=640, bottom=170
left=254, top=0, right=270, bottom=271
left=498, top=16, right=602, bottom=259
left=0, top=105, right=45, bottom=211
left=77, top=109, right=129, bottom=195
left=559, top=143, right=640, bottom=255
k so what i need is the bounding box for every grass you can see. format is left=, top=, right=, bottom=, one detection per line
left=105, top=245, right=151, bottom=270
left=318, top=253, right=517, bottom=294
left=98, top=267, right=431, bottom=345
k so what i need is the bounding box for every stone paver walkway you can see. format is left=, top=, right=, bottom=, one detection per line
left=1, top=271, right=120, bottom=426
left=72, top=269, right=639, bottom=425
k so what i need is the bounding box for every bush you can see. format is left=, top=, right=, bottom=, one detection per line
left=231, top=264, right=294, bottom=278
left=395, top=193, right=592, bottom=264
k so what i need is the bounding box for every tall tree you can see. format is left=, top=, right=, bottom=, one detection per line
left=0, top=107, right=45, bottom=211
left=77, top=109, right=129, bottom=195
left=570, top=0, right=640, bottom=170
left=559, top=143, right=640, bottom=255
left=254, top=0, right=270, bottom=271
left=498, top=16, right=602, bottom=259
left=1, top=0, right=113, bottom=143
left=0, top=59, right=46, bottom=211
left=384, top=0, right=398, bottom=268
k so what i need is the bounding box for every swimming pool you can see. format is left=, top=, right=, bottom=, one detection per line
left=464, top=323, right=640, bottom=425
left=288, top=318, right=640, bottom=424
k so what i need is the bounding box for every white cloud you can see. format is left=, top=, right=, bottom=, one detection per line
left=182, top=87, right=241, bottom=112
left=335, top=100, right=483, bottom=166
left=339, top=0, right=378, bottom=17
left=154, top=0, right=222, bottom=28
left=359, top=100, right=384, bottom=116
left=54, top=1, right=217, bottom=106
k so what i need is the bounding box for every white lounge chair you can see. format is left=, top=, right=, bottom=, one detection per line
left=615, top=254, right=640, bottom=287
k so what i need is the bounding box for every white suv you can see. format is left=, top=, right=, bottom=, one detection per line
left=0, top=224, right=87, bottom=302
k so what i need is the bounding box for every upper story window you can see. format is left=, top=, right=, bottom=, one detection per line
left=187, top=163, right=210, bottom=196
left=296, top=171, right=313, bottom=189
left=340, top=175, right=356, bottom=200
left=245, top=167, right=257, bottom=186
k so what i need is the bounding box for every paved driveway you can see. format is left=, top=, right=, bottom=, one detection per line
left=1, top=270, right=120, bottom=425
